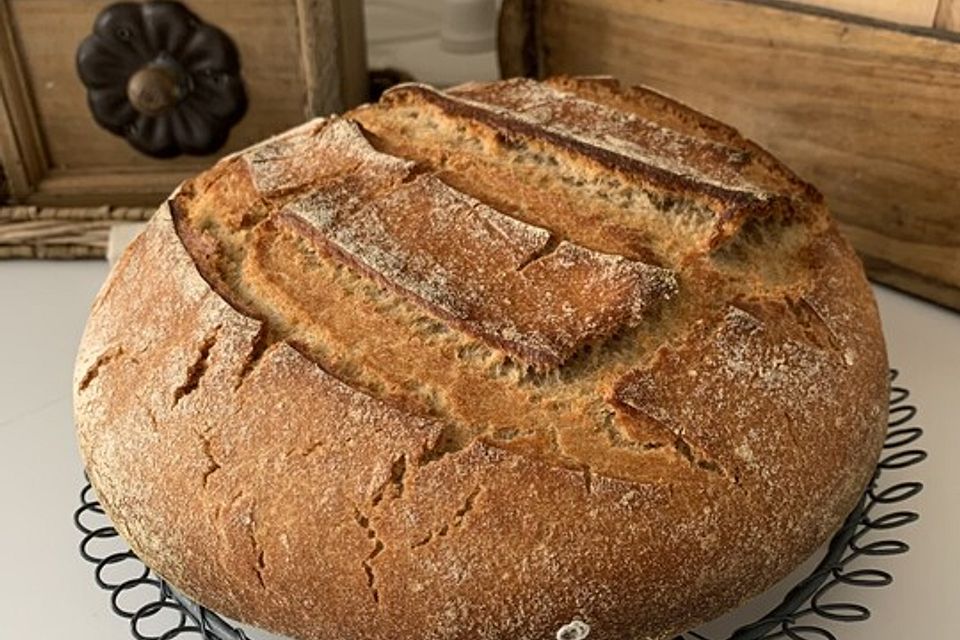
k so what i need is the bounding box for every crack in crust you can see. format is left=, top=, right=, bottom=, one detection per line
left=786, top=295, right=843, bottom=353
left=411, top=486, right=483, bottom=549
left=608, top=392, right=732, bottom=481
left=244, top=498, right=267, bottom=590
left=516, top=233, right=562, bottom=271
left=172, top=326, right=221, bottom=407
left=195, top=428, right=222, bottom=488
left=144, top=405, right=159, bottom=433
left=352, top=505, right=384, bottom=604
left=287, top=438, right=325, bottom=458
left=372, top=454, right=407, bottom=507
left=351, top=451, right=416, bottom=606
left=234, top=323, right=273, bottom=391
left=78, top=345, right=125, bottom=392
left=598, top=406, right=662, bottom=452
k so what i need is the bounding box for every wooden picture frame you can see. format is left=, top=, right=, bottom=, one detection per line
left=0, top=0, right=367, bottom=207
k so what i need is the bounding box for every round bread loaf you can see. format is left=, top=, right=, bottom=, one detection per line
left=74, top=76, right=888, bottom=640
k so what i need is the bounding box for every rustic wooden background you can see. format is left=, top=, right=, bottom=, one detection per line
left=500, top=0, right=960, bottom=311
left=0, top=0, right=366, bottom=207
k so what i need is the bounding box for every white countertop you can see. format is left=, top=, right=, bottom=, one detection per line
left=0, top=259, right=957, bottom=640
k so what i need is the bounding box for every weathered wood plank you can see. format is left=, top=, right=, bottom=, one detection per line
left=0, top=0, right=48, bottom=199
left=501, top=0, right=960, bottom=309
left=797, top=0, right=939, bottom=26
left=8, top=0, right=307, bottom=171
left=935, top=0, right=960, bottom=31
left=1, top=0, right=366, bottom=207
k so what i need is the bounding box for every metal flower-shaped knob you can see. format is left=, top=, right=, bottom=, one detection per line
left=76, top=1, right=246, bottom=158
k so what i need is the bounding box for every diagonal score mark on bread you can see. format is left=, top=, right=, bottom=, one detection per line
left=376, top=79, right=819, bottom=252
left=168, top=77, right=838, bottom=487
left=277, top=119, right=677, bottom=369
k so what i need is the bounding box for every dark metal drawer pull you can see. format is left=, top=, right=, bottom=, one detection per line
left=76, top=1, right=247, bottom=159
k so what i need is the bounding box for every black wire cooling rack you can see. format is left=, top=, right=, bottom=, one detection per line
left=74, top=370, right=926, bottom=640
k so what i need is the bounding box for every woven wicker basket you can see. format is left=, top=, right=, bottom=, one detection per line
left=0, top=206, right=152, bottom=259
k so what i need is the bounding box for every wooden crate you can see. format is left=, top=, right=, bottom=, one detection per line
left=500, top=0, right=960, bottom=310
left=0, top=0, right=366, bottom=208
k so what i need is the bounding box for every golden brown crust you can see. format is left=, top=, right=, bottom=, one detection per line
left=74, top=77, right=888, bottom=640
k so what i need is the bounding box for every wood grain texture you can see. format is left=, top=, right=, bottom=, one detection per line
left=936, top=0, right=960, bottom=31
left=795, top=0, right=939, bottom=26
left=334, top=0, right=369, bottom=109
left=31, top=168, right=196, bottom=207
left=0, top=0, right=47, bottom=200
left=0, top=0, right=366, bottom=207
left=9, top=0, right=306, bottom=171
left=497, top=0, right=543, bottom=79
left=298, top=0, right=336, bottom=116
left=501, top=0, right=960, bottom=309
left=297, top=0, right=358, bottom=116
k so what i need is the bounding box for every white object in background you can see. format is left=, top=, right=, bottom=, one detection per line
left=365, top=0, right=440, bottom=44
left=441, top=0, right=497, bottom=53
left=366, top=0, right=499, bottom=87
left=107, top=222, right=146, bottom=265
